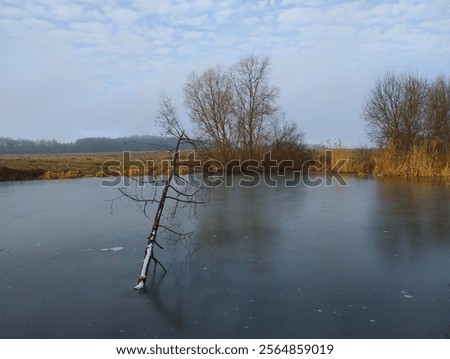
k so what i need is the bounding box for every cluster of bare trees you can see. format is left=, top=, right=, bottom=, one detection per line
left=363, top=72, right=450, bottom=154
left=127, top=55, right=308, bottom=289
left=183, top=55, right=307, bottom=167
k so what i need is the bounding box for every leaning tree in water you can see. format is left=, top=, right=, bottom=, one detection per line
left=119, top=96, right=210, bottom=290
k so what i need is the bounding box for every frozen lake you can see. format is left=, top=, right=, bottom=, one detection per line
left=0, top=175, right=449, bottom=338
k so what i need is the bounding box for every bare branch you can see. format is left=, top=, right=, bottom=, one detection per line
left=169, top=183, right=204, bottom=197
left=165, top=195, right=206, bottom=204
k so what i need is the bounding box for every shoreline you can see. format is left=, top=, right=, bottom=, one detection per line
left=1, top=150, right=449, bottom=182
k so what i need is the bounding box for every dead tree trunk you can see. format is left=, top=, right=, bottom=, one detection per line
left=131, top=132, right=208, bottom=290
left=113, top=96, right=210, bottom=290
left=133, top=134, right=181, bottom=289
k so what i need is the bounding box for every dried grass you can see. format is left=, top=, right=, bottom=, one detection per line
left=373, top=143, right=450, bottom=177
left=0, top=152, right=177, bottom=181
left=314, top=147, right=376, bottom=175
left=2, top=146, right=449, bottom=181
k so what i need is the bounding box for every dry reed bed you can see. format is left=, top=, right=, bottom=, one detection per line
left=1, top=147, right=449, bottom=181
left=314, top=146, right=450, bottom=178
left=373, top=145, right=450, bottom=178
left=313, top=148, right=376, bottom=175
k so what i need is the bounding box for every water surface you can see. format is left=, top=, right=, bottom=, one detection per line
left=0, top=176, right=449, bottom=338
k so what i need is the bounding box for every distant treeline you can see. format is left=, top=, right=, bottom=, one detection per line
left=0, top=135, right=186, bottom=154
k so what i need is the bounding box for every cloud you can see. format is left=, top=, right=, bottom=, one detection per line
left=182, top=30, right=206, bottom=40
left=174, top=14, right=209, bottom=27
left=0, top=5, right=25, bottom=18
left=107, top=8, right=140, bottom=25
left=70, top=20, right=110, bottom=34
left=278, top=6, right=323, bottom=25
left=49, top=3, right=85, bottom=21
left=212, top=7, right=235, bottom=24
left=1, top=0, right=449, bottom=144
left=240, top=16, right=260, bottom=26
left=132, top=0, right=191, bottom=16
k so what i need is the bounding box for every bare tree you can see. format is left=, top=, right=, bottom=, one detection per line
left=363, top=72, right=428, bottom=152
left=230, top=55, right=280, bottom=159
left=184, top=55, right=282, bottom=164
left=425, top=76, right=450, bottom=152
left=271, top=116, right=305, bottom=151
left=269, top=116, right=308, bottom=167
left=184, top=66, right=238, bottom=163
left=120, top=96, right=209, bottom=290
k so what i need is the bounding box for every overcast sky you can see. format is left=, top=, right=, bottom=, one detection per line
left=1, top=0, right=449, bottom=146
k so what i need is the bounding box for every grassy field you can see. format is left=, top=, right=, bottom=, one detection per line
left=0, top=149, right=374, bottom=181
left=1, top=147, right=449, bottom=181
left=0, top=152, right=174, bottom=181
